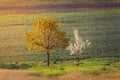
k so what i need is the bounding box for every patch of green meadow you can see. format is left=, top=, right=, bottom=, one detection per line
left=27, top=58, right=120, bottom=76
left=28, top=62, right=79, bottom=76
left=0, top=58, right=120, bottom=76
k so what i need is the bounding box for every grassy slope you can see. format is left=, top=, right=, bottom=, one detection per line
left=0, top=9, right=120, bottom=62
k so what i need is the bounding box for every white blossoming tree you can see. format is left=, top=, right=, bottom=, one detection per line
left=67, top=29, right=91, bottom=65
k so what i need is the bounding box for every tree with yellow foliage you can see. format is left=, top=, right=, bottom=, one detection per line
left=25, top=18, right=69, bottom=66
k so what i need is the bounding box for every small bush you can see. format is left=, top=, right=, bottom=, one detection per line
left=0, top=62, right=35, bottom=69
left=0, top=63, right=19, bottom=69
left=111, top=62, right=120, bottom=69
left=60, top=67, right=64, bottom=70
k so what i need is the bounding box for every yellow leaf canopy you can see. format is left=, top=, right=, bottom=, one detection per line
left=25, top=18, right=69, bottom=53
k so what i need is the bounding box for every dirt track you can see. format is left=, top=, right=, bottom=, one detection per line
left=0, top=3, right=120, bottom=13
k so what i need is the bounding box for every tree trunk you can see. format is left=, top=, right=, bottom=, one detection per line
left=76, top=54, right=80, bottom=66
left=46, top=51, right=50, bottom=66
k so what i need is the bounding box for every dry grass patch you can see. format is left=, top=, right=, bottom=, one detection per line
left=56, top=71, right=120, bottom=80
left=0, top=69, right=48, bottom=80
left=0, top=69, right=120, bottom=80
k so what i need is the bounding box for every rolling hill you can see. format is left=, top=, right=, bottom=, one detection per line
left=0, top=9, right=120, bottom=62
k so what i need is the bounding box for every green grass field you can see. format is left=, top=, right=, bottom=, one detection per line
left=0, top=9, right=120, bottom=63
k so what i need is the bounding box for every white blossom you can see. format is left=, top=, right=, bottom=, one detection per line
left=67, top=29, right=91, bottom=55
